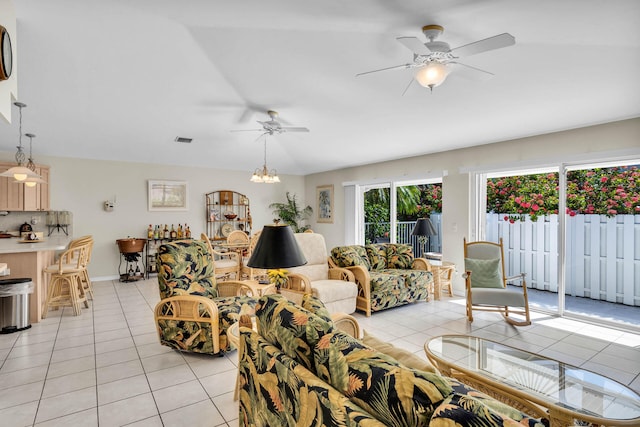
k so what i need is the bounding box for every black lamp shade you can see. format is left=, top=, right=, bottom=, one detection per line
left=411, top=217, right=437, bottom=237
left=246, top=225, right=307, bottom=269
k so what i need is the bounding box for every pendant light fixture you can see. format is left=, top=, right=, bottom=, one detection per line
left=250, top=134, right=280, bottom=183
left=22, top=133, right=45, bottom=187
left=0, top=102, right=42, bottom=182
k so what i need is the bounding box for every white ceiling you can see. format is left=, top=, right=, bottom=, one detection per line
left=1, top=0, right=639, bottom=176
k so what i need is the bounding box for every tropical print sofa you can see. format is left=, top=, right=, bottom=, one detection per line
left=238, top=294, right=545, bottom=427
left=329, top=243, right=433, bottom=316
left=154, top=239, right=258, bottom=355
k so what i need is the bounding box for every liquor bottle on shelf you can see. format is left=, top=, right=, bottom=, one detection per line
left=147, top=224, right=153, bottom=239
left=177, top=224, right=183, bottom=239
left=184, top=224, right=191, bottom=239
left=163, top=224, right=169, bottom=239
left=170, top=224, right=177, bottom=239
left=154, top=225, right=160, bottom=239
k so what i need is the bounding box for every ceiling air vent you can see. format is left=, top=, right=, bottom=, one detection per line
left=174, top=136, right=193, bottom=143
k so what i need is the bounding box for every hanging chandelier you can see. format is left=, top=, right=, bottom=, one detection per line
left=250, top=135, right=280, bottom=183
left=0, top=102, right=42, bottom=182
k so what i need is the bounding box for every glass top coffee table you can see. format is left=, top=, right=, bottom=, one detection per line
left=425, top=335, right=640, bottom=427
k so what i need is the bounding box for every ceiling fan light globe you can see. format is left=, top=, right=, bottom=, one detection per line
left=415, top=62, right=449, bottom=88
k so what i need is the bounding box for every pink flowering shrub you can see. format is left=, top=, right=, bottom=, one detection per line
left=487, top=166, right=639, bottom=222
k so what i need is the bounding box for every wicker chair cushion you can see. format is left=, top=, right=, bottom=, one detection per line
left=368, top=271, right=404, bottom=293
left=156, top=240, right=217, bottom=300
left=384, top=269, right=432, bottom=290
left=330, top=245, right=371, bottom=270
left=431, top=379, right=545, bottom=427
left=157, top=319, right=215, bottom=354
left=216, top=295, right=256, bottom=350
left=256, top=294, right=335, bottom=371
left=365, top=244, right=387, bottom=270
left=313, top=329, right=453, bottom=426
left=386, top=244, right=414, bottom=269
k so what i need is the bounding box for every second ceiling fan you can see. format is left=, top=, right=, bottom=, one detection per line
left=357, top=24, right=515, bottom=93
left=231, top=110, right=310, bottom=136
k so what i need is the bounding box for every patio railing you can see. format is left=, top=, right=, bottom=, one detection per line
left=364, top=214, right=442, bottom=257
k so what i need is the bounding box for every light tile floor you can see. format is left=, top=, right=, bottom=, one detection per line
left=1, top=278, right=639, bottom=426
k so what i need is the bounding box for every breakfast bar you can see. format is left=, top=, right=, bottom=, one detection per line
left=0, top=237, right=70, bottom=324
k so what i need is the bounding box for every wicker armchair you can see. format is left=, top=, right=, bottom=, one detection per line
left=464, top=238, right=531, bottom=326
left=154, top=239, right=261, bottom=355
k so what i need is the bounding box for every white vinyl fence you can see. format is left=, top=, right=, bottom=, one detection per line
left=486, top=213, right=640, bottom=307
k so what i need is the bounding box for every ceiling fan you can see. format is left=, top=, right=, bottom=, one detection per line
left=357, top=24, right=515, bottom=93
left=231, top=110, right=310, bottom=135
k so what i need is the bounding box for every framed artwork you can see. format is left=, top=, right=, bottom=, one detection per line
left=316, top=184, right=334, bottom=223
left=148, top=180, right=188, bottom=211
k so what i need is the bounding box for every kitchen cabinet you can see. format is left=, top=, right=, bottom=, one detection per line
left=0, top=162, right=50, bottom=211
left=205, top=190, right=251, bottom=241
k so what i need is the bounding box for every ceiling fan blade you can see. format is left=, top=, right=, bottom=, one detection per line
left=281, top=127, right=310, bottom=133
left=450, top=33, right=515, bottom=58
left=230, top=129, right=263, bottom=132
left=356, top=63, right=414, bottom=77
left=401, top=77, right=415, bottom=97
left=449, top=62, right=494, bottom=81
left=396, top=36, right=431, bottom=55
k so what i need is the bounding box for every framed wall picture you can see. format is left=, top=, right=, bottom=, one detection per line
left=148, top=180, right=188, bottom=211
left=316, top=184, right=334, bottom=223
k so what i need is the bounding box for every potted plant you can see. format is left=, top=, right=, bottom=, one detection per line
left=269, top=192, right=313, bottom=233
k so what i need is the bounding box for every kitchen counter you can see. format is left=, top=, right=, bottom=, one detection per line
left=0, top=236, right=69, bottom=253
left=0, top=236, right=71, bottom=324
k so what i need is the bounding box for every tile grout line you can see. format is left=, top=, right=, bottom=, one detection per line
left=31, top=303, right=63, bottom=426
left=117, top=278, right=167, bottom=426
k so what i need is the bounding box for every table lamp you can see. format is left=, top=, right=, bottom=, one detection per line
left=411, top=217, right=437, bottom=256
left=247, top=224, right=307, bottom=270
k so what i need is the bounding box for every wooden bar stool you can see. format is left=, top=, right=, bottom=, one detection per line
left=42, top=243, right=89, bottom=317
left=64, top=236, right=94, bottom=300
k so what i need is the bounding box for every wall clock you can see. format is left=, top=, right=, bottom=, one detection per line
left=0, top=25, right=12, bottom=80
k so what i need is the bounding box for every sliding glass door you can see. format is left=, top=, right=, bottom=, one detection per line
left=478, top=160, right=639, bottom=328
left=563, top=163, right=640, bottom=327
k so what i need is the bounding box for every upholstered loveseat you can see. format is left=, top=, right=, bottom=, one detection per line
left=238, top=294, right=545, bottom=427
left=329, top=243, right=433, bottom=316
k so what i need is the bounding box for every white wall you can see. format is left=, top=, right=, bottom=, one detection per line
left=305, top=118, right=640, bottom=295
left=0, top=152, right=305, bottom=279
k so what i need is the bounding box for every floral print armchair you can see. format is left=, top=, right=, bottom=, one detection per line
left=154, top=239, right=260, bottom=355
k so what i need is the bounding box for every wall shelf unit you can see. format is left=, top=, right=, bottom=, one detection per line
left=205, top=190, right=251, bottom=241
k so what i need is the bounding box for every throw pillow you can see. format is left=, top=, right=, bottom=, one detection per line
left=386, top=244, right=414, bottom=269
left=464, top=258, right=503, bottom=288
left=362, top=330, right=436, bottom=373
left=330, top=246, right=371, bottom=270
left=365, top=244, right=387, bottom=270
